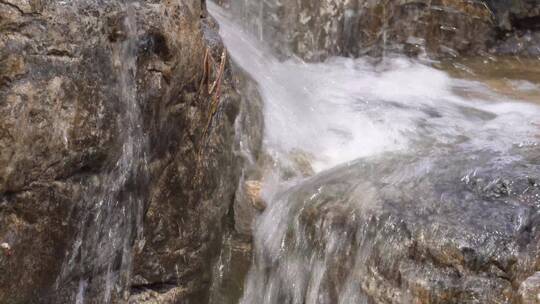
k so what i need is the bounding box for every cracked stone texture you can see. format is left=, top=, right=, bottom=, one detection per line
left=0, top=0, right=247, bottom=303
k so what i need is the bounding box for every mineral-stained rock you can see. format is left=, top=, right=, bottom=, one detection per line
left=234, top=180, right=265, bottom=237
left=245, top=181, right=266, bottom=211
left=0, top=0, right=248, bottom=303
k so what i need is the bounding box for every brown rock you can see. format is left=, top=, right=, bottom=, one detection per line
left=0, top=0, right=251, bottom=303
left=245, top=180, right=266, bottom=211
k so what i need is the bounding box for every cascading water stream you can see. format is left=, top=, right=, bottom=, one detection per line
left=210, top=2, right=539, bottom=173
left=55, top=1, right=148, bottom=302
left=209, top=2, right=540, bottom=303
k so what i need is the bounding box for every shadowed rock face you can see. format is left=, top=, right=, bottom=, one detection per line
left=0, top=0, right=246, bottom=303
left=221, top=0, right=540, bottom=60
left=243, top=146, right=540, bottom=303
left=485, top=0, right=540, bottom=57
left=484, top=0, right=540, bottom=29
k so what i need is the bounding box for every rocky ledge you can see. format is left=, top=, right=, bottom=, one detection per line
left=221, top=0, right=540, bottom=60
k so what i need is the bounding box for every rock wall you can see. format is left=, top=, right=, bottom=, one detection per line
left=242, top=147, right=540, bottom=304
left=0, top=0, right=248, bottom=303
left=223, top=0, right=540, bottom=60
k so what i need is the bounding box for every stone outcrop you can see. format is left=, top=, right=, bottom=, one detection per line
left=0, top=0, right=249, bottom=303
left=223, top=0, right=540, bottom=60
left=243, top=146, right=540, bottom=303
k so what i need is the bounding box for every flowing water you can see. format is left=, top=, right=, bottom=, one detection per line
left=209, top=2, right=540, bottom=303
left=55, top=1, right=148, bottom=302
left=210, top=3, right=539, bottom=174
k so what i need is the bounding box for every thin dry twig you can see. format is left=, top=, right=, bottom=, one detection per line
left=195, top=48, right=228, bottom=184
left=199, top=48, right=212, bottom=95
left=203, top=49, right=227, bottom=140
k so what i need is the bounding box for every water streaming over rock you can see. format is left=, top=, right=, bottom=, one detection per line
left=209, top=2, right=540, bottom=303
left=55, top=1, right=148, bottom=302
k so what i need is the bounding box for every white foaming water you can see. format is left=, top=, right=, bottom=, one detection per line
left=209, top=3, right=540, bottom=174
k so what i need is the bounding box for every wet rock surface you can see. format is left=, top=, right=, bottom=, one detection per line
left=207, top=233, right=253, bottom=304
left=1, top=0, right=539, bottom=303
left=222, top=0, right=540, bottom=60
left=0, top=0, right=247, bottom=303
left=243, top=146, right=540, bottom=303
left=229, top=66, right=264, bottom=239
left=203, top=64, right=264, bottom=304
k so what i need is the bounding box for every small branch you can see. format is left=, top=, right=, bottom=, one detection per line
left=194, top=48, right=228, bottom=184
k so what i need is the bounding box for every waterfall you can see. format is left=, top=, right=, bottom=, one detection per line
left=56, top=1, right=148, bottom=302
left=209, top=1, right=540, bottom=303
